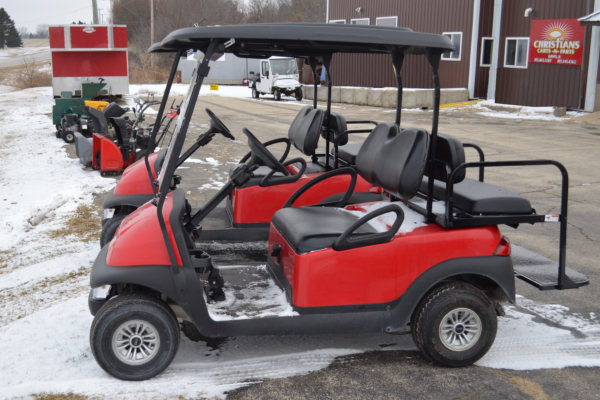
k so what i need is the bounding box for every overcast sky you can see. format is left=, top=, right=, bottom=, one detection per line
left=5, top=0, right=112, bottom=33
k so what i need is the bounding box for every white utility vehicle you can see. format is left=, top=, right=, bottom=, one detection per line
left=250, top=56, right=303, bottom=101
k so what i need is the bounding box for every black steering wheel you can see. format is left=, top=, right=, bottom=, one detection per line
left=205, top=108, right=235, bottom=140
left=242, top=128, right=289, bottom=176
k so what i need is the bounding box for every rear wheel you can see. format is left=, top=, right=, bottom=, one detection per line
left=100, top=212, right=130, bottom=247
left=295, top=89, right=303, bottom=101
left=62, top=130, right=75, bottom=143
left=252, top=86, right=259, bottom=99
left=90, top=293, right=180, bottom=381
left=411, top=282, right=497, bottom=367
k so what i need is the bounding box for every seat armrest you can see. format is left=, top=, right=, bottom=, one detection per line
left=259, top=157, right=307, bottom=187
left=333, top=204, right=404, bottom=251
left=283, top=167, right=357, bottom=208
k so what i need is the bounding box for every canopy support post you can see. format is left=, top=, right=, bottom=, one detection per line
left=307, top=57, right=319, bottom=110
left=425, top=50, right=442, bottom=224
left=144, top=49, right=185, bottom=196
left=391, top=51, right=405, bottom=127
left=322, top=55, right=333, bottom=171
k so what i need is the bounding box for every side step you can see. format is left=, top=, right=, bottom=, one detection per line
left=512, top=245, right=589, bottom=290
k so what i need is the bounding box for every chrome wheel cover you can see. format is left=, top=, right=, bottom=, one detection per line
left=111, top=319, right=161, bottom=365
left=439, top=308, right=482, bottom=351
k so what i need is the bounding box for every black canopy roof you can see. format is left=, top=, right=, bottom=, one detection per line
left=149, top=23, right=453, bottom=57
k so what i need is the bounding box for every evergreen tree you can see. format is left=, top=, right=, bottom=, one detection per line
left=0, top=8, right=21, bottom=48
left=6, top=24, right=22, bottom=47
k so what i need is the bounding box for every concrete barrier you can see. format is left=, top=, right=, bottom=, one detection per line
left=302, top=86, right=468, bottom=109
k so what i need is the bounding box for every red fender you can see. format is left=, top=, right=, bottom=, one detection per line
left=114, top=152, right=159, bottom=195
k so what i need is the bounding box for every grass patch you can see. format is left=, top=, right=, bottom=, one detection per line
left=48, top=204, right=102, bottom=242
left=32, top=393, right=88, bottom=400
left=5, top=57, right=51, bottom=89
left=0, top=250, right=14, bottom=274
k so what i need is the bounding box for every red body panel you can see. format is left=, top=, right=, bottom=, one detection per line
left=231, top=172, right=373, bottom=224
left=107, top=193, right=183, bottom=267
left=92, top=133, right=130, bottom=173
left=114, top=153, right=158, bottom=195
left=113, top=27, right=128, bottom=48
left=49, top=27, right=65, bottom=48
left=51, top=52, right=128, bottom=77
left=267, top=215, right=503, bottom=308
left=70, top=26, right=108, bottom=48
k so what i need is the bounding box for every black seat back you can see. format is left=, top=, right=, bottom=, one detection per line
left=355, top=123, right=429, bottom=200
left=320, top=112, right=349, bottom=146
left=288, top=105, right=324, bottom=156
left=102, top=102, right=127, bottom=119
left=85, top=106, right=108, bottom=134
left=424, top=133, right=466, bottom=184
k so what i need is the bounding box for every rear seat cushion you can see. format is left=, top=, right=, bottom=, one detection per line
left=272, top=207, right=378, bottom=254
left=333, top=143, right=362, bottom=165
left=425, top=133, right=466, bottom=183
left=321, top=112, right=349, bottom=146
left=420, top=176, right=532, bottom=214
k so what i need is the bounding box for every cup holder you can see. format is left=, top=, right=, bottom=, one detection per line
left=189, top=249, right=212, bottom=273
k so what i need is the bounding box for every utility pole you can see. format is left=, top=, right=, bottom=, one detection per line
left=150, top=0, right=154, bottom=68
left=92, top=0, right=99, bottom=24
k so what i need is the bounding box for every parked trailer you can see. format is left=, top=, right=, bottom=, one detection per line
left=49, top=25, right=129, bottom=98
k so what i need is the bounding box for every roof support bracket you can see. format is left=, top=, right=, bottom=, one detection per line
left=391, top=51, right=405, bottom=127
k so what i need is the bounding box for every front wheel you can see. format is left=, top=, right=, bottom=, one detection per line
left=411, top=282, right=497, bottom=367
left=90, top=293, right=180, bottom=381
left=295, top=89, right=303, bottom=101
left=275, top=88, right=281, bottom=101
left=100, top=212, right=130, bottom=247
left=62, top=130, right=75, bottom=143
left=252, top=86, right=259, bottom=99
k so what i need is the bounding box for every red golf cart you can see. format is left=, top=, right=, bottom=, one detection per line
left=87, top=23, right=588, bottom=382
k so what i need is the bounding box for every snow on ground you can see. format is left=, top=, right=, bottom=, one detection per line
left=0, top=47, right=49, bottom=59
left=0, top=86, right=599, bottom=399
left=444, top=99, right=586, bottom=121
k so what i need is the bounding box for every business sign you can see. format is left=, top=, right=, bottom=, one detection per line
left=529, top=19, right=585, bottom=66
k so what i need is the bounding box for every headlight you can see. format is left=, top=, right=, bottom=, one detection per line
left=92, top=285, right=112, bottom=300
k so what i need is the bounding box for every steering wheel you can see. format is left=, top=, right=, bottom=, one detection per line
left=205, top=108, right=235, bottom=140
left=242, top=128, right=289, bottom=176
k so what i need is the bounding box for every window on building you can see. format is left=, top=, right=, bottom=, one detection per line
left=505, top=37, right=529, bottom=68
left=480, top=37, right=494, bottom=67
left=442, top=32, right=462, bottom=61
left=329, top=19, right=346, bottom=24
left=350, top=18, right=370, bottom=25
left=376, top=16, right=397, bottom=27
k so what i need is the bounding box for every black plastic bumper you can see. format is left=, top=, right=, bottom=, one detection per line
left=88, top=289, right=109, bottom=316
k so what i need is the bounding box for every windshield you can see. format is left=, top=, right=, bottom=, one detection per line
left=270, top=59, right=298, bottom=75
left=156, top=55, right=203, bottom=189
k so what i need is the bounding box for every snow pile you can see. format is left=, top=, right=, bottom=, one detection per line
left=0, top=47, right=49, bottom=59
left=450, top=99, right=586, bottom=121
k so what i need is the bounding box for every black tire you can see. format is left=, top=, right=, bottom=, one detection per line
left=90, top=293, right=180, bottom=381
left=295, top=89, right=303, bottom=101
left=252, top=86, right=259, bottom=98
left=411, top=282, right=497, bottom=367
left=100, top=212, right=130, bottom=247
left=62, top=130, right=75, bottom=143
left=275, top=88, right=281, bottom=101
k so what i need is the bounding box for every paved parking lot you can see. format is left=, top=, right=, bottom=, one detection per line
left=99, top=93, right=600, bottom=399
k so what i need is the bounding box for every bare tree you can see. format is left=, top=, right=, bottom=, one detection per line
left=34, top=24, right=49, bottom=38
left=17, top=26, right=28, bottom=38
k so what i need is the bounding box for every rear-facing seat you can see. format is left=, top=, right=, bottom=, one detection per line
left=272, top=122, right=429, bottom=254
left=419, top=133, right=532, bottom=214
